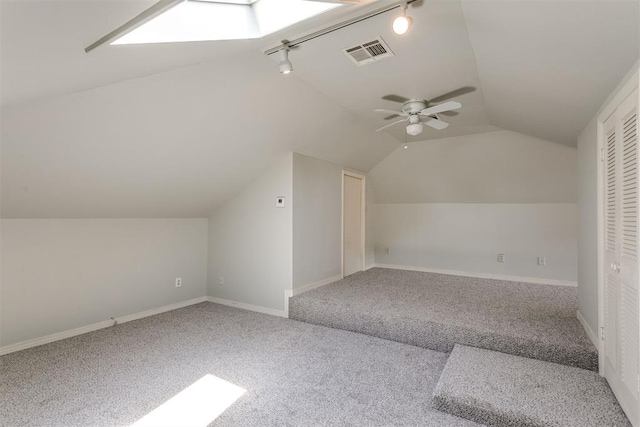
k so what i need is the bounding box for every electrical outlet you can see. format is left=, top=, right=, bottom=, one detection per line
left=497, top=253, right=505, bottom=263
left=175, top=278, right=182, bottom=288
left=219, top=275, right=224, bottom=285
left=538, top=257, right=546, bottom=266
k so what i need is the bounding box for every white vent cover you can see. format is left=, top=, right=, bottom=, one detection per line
left=342, top=37, right=394, bottom=66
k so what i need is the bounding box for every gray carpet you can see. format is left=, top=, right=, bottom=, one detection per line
left=0, top=302, right=479, bottom=427
left=433, top=344, right=630, bottom=427
left=289, top=268, right=598, bottom=370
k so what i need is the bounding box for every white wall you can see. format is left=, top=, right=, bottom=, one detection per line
left=292, top=153, right=342, bottom=289
left=577, top=61, right=640, bottom=333
left=0, top=218, right=208, bottom=347
left=370, top=130, right=577, bottom=204
left=375, top=203, right=577, bottom=282
left=207, top=153, right=292, bottom=312
left=292, top=153, right=375, bottom=290
left=370, top=130, right=578, bottom=282
left=577, top=117, right=600, bottom=332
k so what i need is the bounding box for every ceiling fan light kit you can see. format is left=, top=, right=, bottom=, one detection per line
left=406, top=122, right=424, bottom=136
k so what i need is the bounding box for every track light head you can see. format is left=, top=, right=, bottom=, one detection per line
left=392, top=1, right=412, bottom=35
left=392, top=14, right=412, bottom=35
left=279, top=61, right=293, bottom=74
left=278, top=46, right=293, bottom=74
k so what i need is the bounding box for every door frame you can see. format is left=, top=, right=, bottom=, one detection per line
left=341, top=170, right=366, bottom=279
left=597, top=70, right=639, bottom=378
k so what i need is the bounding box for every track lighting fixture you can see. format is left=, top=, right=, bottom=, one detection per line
left=392, top=1, right=412, bottom=35
left=278, top=46, right=293, bottom=74
left=264, top=1, right=419, bottom=65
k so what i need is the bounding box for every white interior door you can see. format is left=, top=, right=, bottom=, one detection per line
left=603, top=89, right=639, bottom=427
left=343, top=174, right=363, bottom=277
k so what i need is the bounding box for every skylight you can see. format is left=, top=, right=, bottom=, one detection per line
left=112, top=0, right=341, bottom=45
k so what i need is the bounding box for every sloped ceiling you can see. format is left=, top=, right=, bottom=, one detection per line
left=461, top=0, right=639, bottom=146
left=0, top=0, right=369, bottom=106
left=285, top=0, right=499, bottom=142
left=285, top=0, right=639, bottom=146
left=1, top=0, right=638, bottom=218
left=1, top=53, right=397, bottom=218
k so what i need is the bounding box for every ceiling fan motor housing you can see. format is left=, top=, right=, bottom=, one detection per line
left=402, top=99, right=428, bottom=114
left=408, top=115, right=422, bottom=124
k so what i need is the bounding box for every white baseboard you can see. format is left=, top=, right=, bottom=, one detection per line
left=113, top=296, right=208, bottom=324
left=374, top=264, right=578, bottom=287
left=577, top=310, right=599, bottom=348
left=365, top=264, right=376, bottom=271
left=0, top=296, right=208, bottom=356
left=292, top=275, right=342, bottom=296
left=207, top=296, right=287, bottom=318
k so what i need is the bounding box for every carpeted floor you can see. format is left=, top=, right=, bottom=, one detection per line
left=289, top=268, right=598, bottom=370
left=0, top=302, right=478, bottom=427
left=433, top=344, right=630, bottom=426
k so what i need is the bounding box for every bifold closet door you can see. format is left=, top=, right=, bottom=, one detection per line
left=603, top=88, right=639, bottom=426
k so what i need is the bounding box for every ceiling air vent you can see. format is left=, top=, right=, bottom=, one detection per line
left=343, top=37, right=395, bottom=66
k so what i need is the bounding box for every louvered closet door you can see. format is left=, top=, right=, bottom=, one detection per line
left=604, top=110, right=619, bottom=376
left=604, top=88, right=639, bottom=427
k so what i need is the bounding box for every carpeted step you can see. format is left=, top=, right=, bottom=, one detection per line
left=433, top=344, right=630, bottom=427
left=288, top=269, right=598, bottom=371
left=289, top=296, right=597, bottom=370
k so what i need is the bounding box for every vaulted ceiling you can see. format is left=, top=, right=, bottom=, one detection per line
left=1, top=0, right=638, bottom=217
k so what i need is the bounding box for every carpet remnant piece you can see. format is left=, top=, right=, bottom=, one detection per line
left=433, top=344, right=630, bottom=427
left=289, top=268, right=598, bottom=370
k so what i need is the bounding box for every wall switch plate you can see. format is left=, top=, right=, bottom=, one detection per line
left=538, top=257, right=546, bottom=266
left=497, top=253, right=505, bottom=263
left=175, top=278, right=182, bottom=288
left=276, top=197, right=285, bottom=208
left=386, top=248, right=391, bottom=254
left=219, top=275, right=224, bottom=285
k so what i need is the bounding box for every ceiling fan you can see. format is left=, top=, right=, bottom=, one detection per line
left=374, top=86, right=475, bottom=136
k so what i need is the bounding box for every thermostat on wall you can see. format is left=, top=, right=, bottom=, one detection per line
left=276, top=197, right=285, bottom=208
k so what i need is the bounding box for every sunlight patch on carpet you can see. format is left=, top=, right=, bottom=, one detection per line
left=131, top=374, right=246, bottom=427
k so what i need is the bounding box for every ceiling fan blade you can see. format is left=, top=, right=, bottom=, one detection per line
left=423, top=117, right=449, bottom=130
left=429, top=86, right=476, bottom=103
left=376, top=118, right=407, bottom=132
left=382, top=94, right=410, bottom=103
left=419, top=101, right=462, bottom=116
left=440, top=110, right=459, bottom=117
left=384, top=114, right=400, bottom=120
left=374, top=108, right=405, bottom=116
